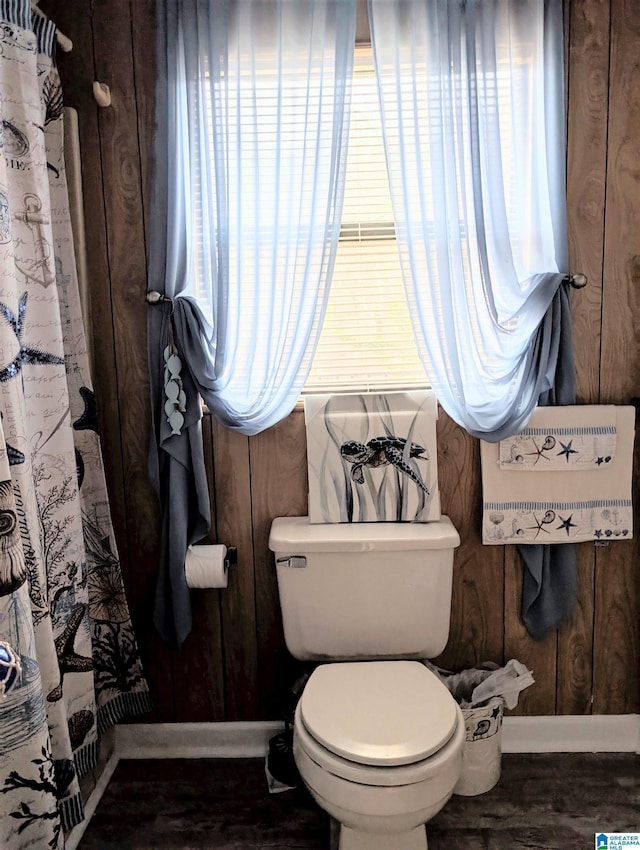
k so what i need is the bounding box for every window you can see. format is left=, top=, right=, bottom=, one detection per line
left=304, top=46, right=428, bottom=395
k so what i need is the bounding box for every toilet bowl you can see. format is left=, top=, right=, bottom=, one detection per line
left=292, top=660, right=465, bottom=850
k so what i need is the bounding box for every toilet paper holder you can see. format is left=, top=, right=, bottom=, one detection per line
left=225, top=547, right=238, bottom=569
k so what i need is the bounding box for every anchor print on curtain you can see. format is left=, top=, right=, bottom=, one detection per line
left=0, top=4, right=151, bottom=848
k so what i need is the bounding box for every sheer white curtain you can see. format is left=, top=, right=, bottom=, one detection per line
left=148, top=0, right=356, bottom=644
left=369, top=0, right=569, bottom=440
left=151, top=0, right=356, bottom=434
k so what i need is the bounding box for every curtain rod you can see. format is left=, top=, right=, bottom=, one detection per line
left=31, top=1, right=73, bottom=52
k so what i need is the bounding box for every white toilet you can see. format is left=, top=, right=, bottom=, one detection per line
left=268, top=515, right=465, bottom=850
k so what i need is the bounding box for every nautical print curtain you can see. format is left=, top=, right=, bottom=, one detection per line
left=0, top=4, right=151, bottom=848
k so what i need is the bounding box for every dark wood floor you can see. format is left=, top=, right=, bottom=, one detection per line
left=79, top=754, right=640, bottom=849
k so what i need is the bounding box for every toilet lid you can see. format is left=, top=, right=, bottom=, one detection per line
left=298, top=661, right=458, bottom=767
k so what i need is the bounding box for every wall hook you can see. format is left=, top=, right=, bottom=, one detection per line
left=56, top=30, right=73, bottom=53
left=93, top=81, right=111, bottom=108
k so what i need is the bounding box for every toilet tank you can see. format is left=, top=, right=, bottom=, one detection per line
left=268, top=516, right=460, bottom=662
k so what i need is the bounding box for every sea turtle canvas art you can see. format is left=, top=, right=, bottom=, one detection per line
left=304, top=391, right=440, bottom=524
left=340, top=436, right=430, bottom=494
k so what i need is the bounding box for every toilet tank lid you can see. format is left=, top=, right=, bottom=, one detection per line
left=269, top=515, right=460, bottom=552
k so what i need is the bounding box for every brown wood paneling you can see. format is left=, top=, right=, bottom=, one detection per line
left=249, top=408, right=309, bottom=719
left=51, top=1, right=131, bottom=582
left=556, top=543, right=595, bottom=715
left=504, top=549, right=557, bottom=716
left=593, top=541, right=639, bottom=713
left=130, top=0, right=157, bottom=256
left=173, top=415, right=225, bottom=721
left=599, top=0, right=640, bottom=403
left=126, top=0, right=182, bottom=722
left=91, top=0, right=157, bottom=564
left=213, top=421, right=259, bottom=720
left=594, top=0, right=640, bottom=714
left=556, top=0, right=596, bottom=717
left=556, top=0, right=612, bottom=715
left=434, top=414, right=504, bottom=672
left=566, top=0, right=610, bottom=405
left=90, top=0, right=173, bottom=720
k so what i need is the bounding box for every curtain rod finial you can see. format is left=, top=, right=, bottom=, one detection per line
left=564, top=273, right=587, bottom=289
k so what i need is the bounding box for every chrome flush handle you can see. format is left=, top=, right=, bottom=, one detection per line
left=276, top=555, right=307, bottom=569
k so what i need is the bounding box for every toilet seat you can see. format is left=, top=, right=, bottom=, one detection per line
left=295, top=701, right=464, bottom=788
left=297, top=661, right=460, bottom=780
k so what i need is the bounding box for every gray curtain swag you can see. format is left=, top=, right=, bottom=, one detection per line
left=517, top=282, right=578, bottom=639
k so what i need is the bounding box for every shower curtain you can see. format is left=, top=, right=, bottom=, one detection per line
left=0, top=5, right=150, bottom=848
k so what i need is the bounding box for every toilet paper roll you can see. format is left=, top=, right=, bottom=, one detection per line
left=184, top=544, right=228, bottom=589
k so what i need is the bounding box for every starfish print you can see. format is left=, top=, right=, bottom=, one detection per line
left=557, top=514, right=577, bottom=536
left=557, top=440, right=578, bottom=462
left=0, top=414, right=25, bottom=464
left=527, top=509, right=556, bottom=539
left=0, top=292, right=64, bottom=383
left=47, top=604, right=93, bottom=702
left=526, top=435, right=556, bottom=465
left=595, top=455, right=611, bottom=466
left=6, top=440, right=25, bottom=465
left=73, top=386, right=99, bottom=433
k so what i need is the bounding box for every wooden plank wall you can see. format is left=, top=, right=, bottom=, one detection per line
left=46, top=0, right=639, bottom=722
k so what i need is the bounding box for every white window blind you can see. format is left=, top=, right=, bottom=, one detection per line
left=304, top=47, right=428, bottom=394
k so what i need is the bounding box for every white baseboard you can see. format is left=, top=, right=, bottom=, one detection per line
left=115, top=720, right=285, bottom=760
left=113, top=715, right=640, bottom=760
left=502, top=714, right=640, bottom=754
